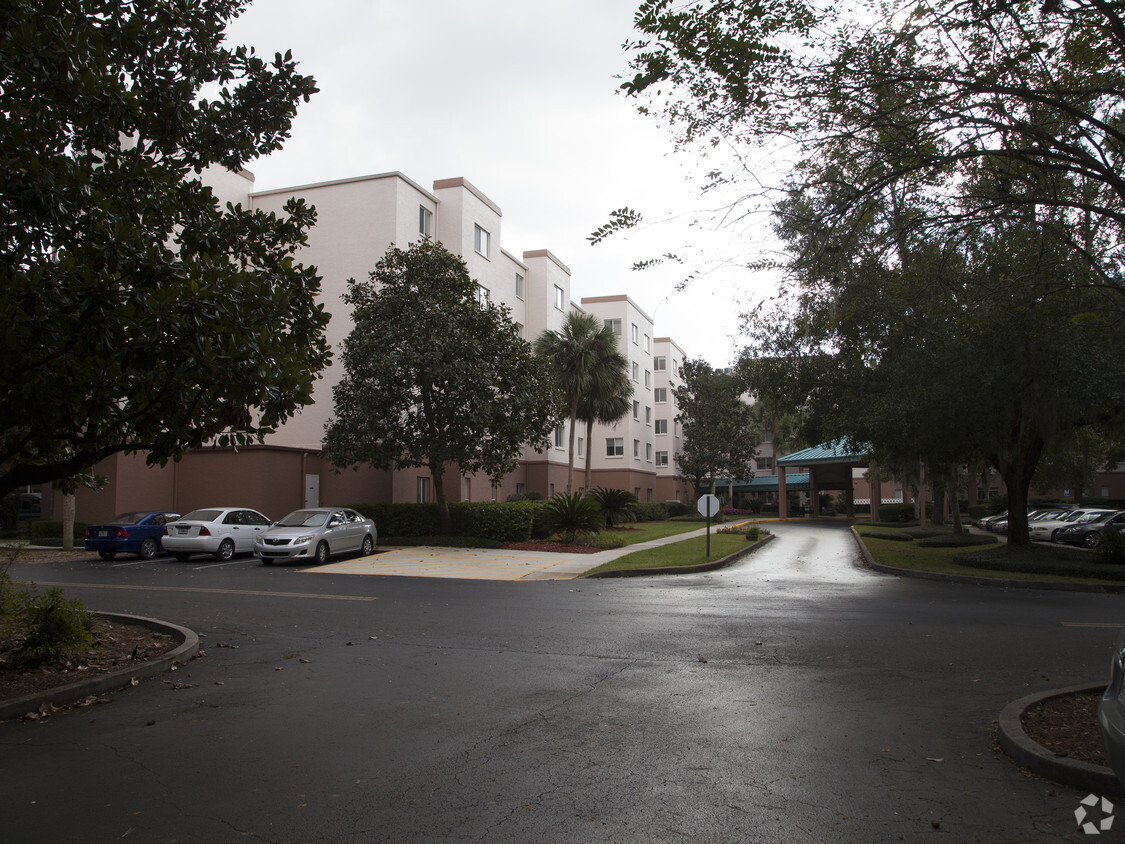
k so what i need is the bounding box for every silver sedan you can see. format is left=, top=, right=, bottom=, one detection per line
left=255, top=507, right=377, bottom=565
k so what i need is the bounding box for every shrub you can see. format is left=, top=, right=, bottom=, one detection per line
left=916, top=533, right=999, bottom=548
left=538, top=492, right=603, bottom=540
left=506, top=491, right=544, bottom=502
left=634, top=501, right=669, bottom=522
left=12, top=584, right=93, bottom=662
left=665, top=501, right=689, bottom=518
left=1098, top=531, right=1125, bottom=565
left=28, top=519, right=88, bottom=540
left=875, top=504, right=915, bottom=523
left=588, top=487, right=640, bottom=527
left=566, top=532, right=629, bottom=550
left=863, top=529, right=914, bottom=542
left=719, top=525, right=767, bottom=541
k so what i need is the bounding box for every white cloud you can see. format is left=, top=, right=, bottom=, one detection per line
left=224, top=0, right=784, bottom=367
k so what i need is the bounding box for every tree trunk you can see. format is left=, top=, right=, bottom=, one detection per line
left=431, top=460, right=452, bottom=535
left=996, top=436, right=1045, bottom=546
left=584, top=417, right=595, bottom=493
left=62, top=493, right=75, bottom=551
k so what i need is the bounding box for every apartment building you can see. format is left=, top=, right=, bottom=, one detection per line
left=59, top=170, right=692, bottom=523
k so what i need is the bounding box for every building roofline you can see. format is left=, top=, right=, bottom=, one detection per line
left=581, top=295, right=654, bottom=324
left=250, top=170, right=437, bottom=202
left=523, top=249, right=571, bottom=275
left=432, top=176, right=503, bottom=216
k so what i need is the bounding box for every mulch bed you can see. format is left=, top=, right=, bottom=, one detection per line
left=1021, top=688, right=1108, bottom=766
left=0, top=617, right=179, bottom=705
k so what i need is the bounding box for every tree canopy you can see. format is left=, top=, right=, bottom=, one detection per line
left=322, top=241, right=562, bottom=533
left=673, top=360, right=758, bottom=498
left=0, top=0, right=328, bottom=496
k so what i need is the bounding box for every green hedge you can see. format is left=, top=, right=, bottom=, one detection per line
left=863, top=529, right=914, bottom=542
left=958, top=546, right=1125, bottom=580
left=28, top=520, right=88, bottom=540
left=875, top=504, right=915, bottom=523
left=634, top=501, right=669, bottom=522
left=352, top=501, right=546, bottom=543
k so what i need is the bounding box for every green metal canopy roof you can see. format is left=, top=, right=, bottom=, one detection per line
left=776, top=440, right=869, bottom=467
left=713, top=473, right=810, bottom=493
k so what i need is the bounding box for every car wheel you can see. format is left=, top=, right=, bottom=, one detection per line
left=97, top=550, right=116, bottom=561
left=315, top=541, right=329, bottom=564
left=173, top=552, right=192, bottom=562
left=215, top=538, right=235, bottom=561
left=360, top=534, right=374, bottom=556
left=139, top=538, right=159, bottom=560
left=1084, top=532, right=1104, bottom=549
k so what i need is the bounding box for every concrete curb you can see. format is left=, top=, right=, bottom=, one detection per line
left=997, top=683, right=1124, bottom=796
left=849, top=527, right=1125, bottom=593
left=583, top=533, right=776, bottom=578
left=0, top=611, right=200, bottom=721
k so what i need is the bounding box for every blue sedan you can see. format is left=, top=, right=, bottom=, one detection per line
left=84, top=511, right=181, bottom=561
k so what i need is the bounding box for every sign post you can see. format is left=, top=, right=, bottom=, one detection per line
left=697, top=494, right=721, bottom=558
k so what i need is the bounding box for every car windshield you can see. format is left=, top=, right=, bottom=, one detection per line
left=1079, top=512, right=1113, bottom=525
left=108, top=512, right=148, bottom=525
left=278, top=510, right=329, bottom=528
left=180, top=509, right=223, bottom=522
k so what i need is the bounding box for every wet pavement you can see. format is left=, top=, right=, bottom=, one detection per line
left=3, top=520, right=1122, bottom=842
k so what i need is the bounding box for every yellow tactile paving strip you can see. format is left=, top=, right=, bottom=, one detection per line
left=304, top=547, right=586, bottom=581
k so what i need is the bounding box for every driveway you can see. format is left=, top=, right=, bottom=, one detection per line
left=2, top=520, right=1118, bottom=842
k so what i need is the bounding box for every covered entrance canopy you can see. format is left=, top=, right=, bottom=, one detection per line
left=775, top=440, right=872, bottom=519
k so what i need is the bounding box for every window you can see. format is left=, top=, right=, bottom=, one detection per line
left=655, top=419, right=668, bottom=434
left=474, top=224, right=490, bottom=256
left=644, top=370, right=651, bottom=388
left=516, top=483, right=525, bottom=495
left=554, top=285, right=564, bottom=310
left=476, top=285, right=489, bottom=308
left=645, top=406, right=651, bottom=424
left=654, top=387, right=667, bottom=403
left=606, top=437, right=624, bottom=457
left=419, top=205, right=432, bottom=238
left=516, top=273, right=524, bottom=299
left=756, top=456, right=775, bottom=471
left=634, top=487, right=641, bottom=499
left=577, top=438, right=584, bottom=458
left=463, top=478, right=471, bottom=501
left=604, top=318, right=622, bottom=335
left=632, top=400, right=640, bottom=420
left=654, top=356, right=667, bottom=371
left=631, top=323, right=639, bottom=343
left=656, top=451, right=669, bottom=467
left=645, top=443, right=652, bottom=461
left=491, top=484, right=498, bottom=502
left=644, top=334, right=650, bottom=353
left=554, top=426, right=564, bottom=448
left=513, top=322, right=523, bottom=338
left=762, top=428, right=773, bottom=443
left=633, top=439, right=640, bottom=457
left=417, top=477, right=430, bottom=503
left=674, top=420, right=680, bottom=436
left=632, top=361, right=639, bottom=381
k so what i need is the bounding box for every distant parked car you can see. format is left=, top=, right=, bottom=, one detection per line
left=84, top=511, right=182, bottom=561
left=979, top=511, right=1008, bottom=531
left=1029, top=508, right=1116, bottom=543
left=1099, top=635, right=1125, bottom=788
left=255, top=507, right=377, bottom=565
left=1055, top=511, right=1125, bottom=549
left=162, top=507, right=271, bottom=561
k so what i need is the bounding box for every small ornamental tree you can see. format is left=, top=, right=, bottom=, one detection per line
left=323, top=242, right=562, bottom=534
left=0, top=0, right=329, bottom=496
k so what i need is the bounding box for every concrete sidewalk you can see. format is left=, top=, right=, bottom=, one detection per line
left=310, top=525, right=721, bottom=582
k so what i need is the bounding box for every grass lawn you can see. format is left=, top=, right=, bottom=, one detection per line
left=585, top=531, right=762, bottom=575
left=609, top=520, right=713, bottom=546
left=855, top=529, right=1125, bottom=586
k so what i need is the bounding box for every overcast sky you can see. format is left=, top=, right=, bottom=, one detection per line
left=224, top=0, right=786, bottom=367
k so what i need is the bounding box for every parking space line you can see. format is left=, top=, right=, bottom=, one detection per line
left=1062, top=622, right=1123, bottom=628
left=192, top=560, right=245, bottom=571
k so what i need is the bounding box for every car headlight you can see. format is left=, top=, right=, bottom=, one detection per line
left=294, top=534, right=315, bottom=544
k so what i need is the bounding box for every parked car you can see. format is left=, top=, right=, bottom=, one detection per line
left=255, top=507, right=377, bottom=565
left=1028, top=508, right=1116, bottom=543
left=1099, top=634, right=1125, bottom=788
left=84, top=511, right=182, bottom=561
left=162, top=507, right=272, bottom=561
left=1055, top=510, right=1125, bottom=548
left=979, top=511, right=1008, bottom=531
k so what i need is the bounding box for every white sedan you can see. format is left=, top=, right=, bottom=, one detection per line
left=255, top=507, right=376, bottom=565
left=163, top=507, right=272, bottom=561
left=1028, top=508, right=1116, bottom=543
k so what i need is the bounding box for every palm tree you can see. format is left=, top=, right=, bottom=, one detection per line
left=576, top=366, right=632, bottom=493
left=535, top=312, right=628, bottom=493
